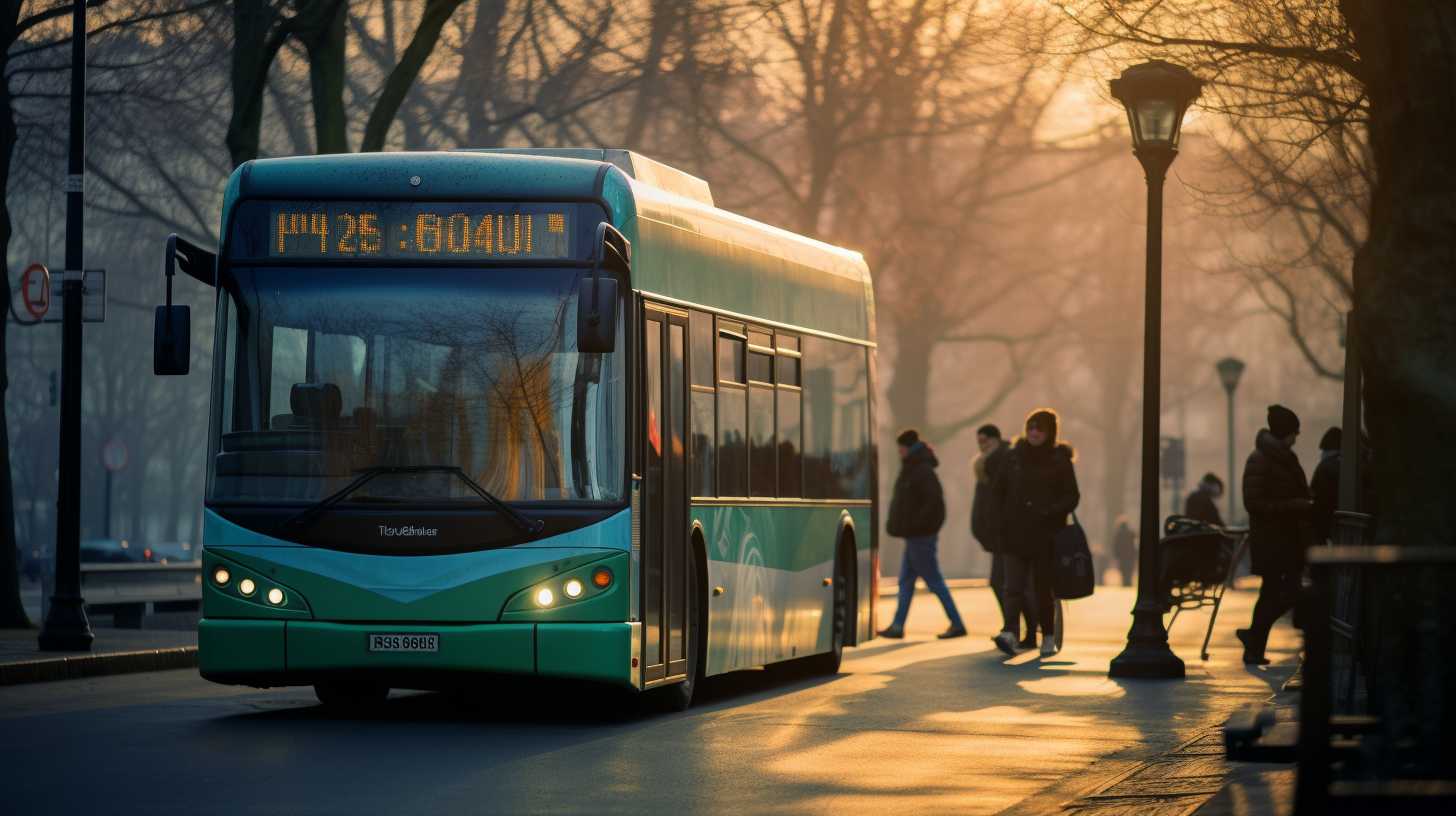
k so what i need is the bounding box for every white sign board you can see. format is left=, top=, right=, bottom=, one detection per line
left=43, top=268, right=106, bottom=323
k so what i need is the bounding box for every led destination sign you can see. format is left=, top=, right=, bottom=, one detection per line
left=248, top=202, right=575, bottom=260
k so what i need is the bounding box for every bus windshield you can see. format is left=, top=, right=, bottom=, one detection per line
left=209, top=266, right=624, bottom=506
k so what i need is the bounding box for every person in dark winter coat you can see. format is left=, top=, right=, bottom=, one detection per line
left=992, top=409, right=1080, bottom=658
left=1111, top=516, right=1136, bottom=588
left=880, top=429, right=966, bottom=639
left=973, top=424, right=1036, bottom=647
left=1311, top=427, right=1342, bottom=546
left=1237, top=405, right=1313, bottom=664
left=1184, top=473, right=1225, bottom=527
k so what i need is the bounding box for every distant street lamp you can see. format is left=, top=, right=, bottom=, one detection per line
left=1108, top=60, right=1203, bottom=681
left=1216, top=357, right=1246, bottom=524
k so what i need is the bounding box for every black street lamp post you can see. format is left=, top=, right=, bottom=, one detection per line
left=1216, top=357, right=1246, bottom=524
left=38, top=0, right=93, bottom=651
left=1108, top=60, right=1203, bottom=680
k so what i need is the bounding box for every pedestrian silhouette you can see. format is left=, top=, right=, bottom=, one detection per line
left=879, top=429, right=966, bottom=640
left=993, top=408, right=1080, bottom=658
left=1237, top=404, right=1313, bottom=665
left=972, top=424, right=1036, bottom=647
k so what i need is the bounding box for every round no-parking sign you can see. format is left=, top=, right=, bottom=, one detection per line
left=21, top=263, right=49, bottom=320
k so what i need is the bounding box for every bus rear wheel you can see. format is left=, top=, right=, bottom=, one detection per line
left=314, top=682, right=390, bottom=713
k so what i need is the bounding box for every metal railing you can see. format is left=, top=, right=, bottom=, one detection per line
left=1297, top=534, right=1456, bottom=811
left=41, top=561, right=202, bottom=628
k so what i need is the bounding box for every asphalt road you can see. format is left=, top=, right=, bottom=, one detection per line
left=0, top=586, right=1295, bottom=815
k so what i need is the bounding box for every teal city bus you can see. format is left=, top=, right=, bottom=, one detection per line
left=153, top=149, right=878, bottom=710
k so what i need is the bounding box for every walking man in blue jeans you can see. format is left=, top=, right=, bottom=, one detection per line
left=878, top=429, right=967, bottom=639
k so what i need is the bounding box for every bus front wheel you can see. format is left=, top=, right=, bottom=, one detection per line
left=659, top=544, right=706, bottom=712
left=314, top=682, right=390, bottom=712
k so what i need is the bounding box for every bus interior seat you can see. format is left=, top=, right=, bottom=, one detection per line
left=290, top=382, right=343, bottom=427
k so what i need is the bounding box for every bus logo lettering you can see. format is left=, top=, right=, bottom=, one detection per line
left=378, top=525, right=438, bottom=538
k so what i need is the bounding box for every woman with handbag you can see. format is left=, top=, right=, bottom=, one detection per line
left=993, top=408, right=1081, bottom=657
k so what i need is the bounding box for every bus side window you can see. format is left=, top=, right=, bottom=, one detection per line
left=800, top=335, right=870, bottom=499
left=690, top=311, right=716, bottom=497
left=747, top=328, right=775, bottom=497
left=717, top=324, right=748, bottom=497
left=776, top=333, right=803, bottom=497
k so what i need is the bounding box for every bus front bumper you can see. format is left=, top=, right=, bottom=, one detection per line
left=199, top=619, right=640, bottom=690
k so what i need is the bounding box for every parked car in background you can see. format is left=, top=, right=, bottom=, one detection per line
left=148, top=542, right=198, bottom=564
left=79, top=539, right=142, bottom=564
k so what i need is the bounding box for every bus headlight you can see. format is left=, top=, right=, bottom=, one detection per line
left=266, top=587, right=285, bottom=606
left=535, top=587, right=555, bottom=607
left=563, top=579, right=584, bottom=599
left=212, top=567, right=231, bottom=587
left=592, top=567, right=613, bottom=589
left=238, top=578, right=257, bottom=597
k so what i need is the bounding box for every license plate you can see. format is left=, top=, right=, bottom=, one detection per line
left=367, top=633, right=439, bottom=653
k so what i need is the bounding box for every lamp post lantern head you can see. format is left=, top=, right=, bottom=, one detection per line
left=1216, top=356, right=1246, bottom=393
left=1110, top=60, right=1204, bottom=153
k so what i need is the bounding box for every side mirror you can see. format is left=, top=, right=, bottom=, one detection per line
left=577, top=277, right=618, bottom=354
left=153, top=233, right=215, bottom=376
left=154, top=305, right=191, bottom=375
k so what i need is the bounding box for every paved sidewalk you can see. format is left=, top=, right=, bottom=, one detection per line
left=0, top=626, right=197, bottom=685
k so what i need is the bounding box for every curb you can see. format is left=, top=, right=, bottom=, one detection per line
left=0, top=646, right=197, bottom=686
left=876, top=577, right=988, bottom=596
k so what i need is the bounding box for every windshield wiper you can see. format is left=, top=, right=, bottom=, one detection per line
left=282, top=465, right=546, bottom=537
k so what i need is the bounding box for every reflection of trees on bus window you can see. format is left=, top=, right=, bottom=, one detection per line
left=689, top=310, right=716, bottom=497
left=749, top=385, right=775, bottom=496
left=209, top=267, right=623, bottom=505
left=686, top=313, right=866, bottom=502
left=716, top=326, right=749, bottom=497
left=801, top=335, right=870, bottom=500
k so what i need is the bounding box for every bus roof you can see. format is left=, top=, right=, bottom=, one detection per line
left=226, top=150, right=874, bottom=343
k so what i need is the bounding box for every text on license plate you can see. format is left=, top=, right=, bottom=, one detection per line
left=367, top=633, right=439, bottom=653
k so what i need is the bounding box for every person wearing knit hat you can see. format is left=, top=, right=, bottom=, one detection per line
left=992, top=408, right=1080, bottom=658
left=1267, top=404, right=1300, bottom=440
left=1237, top=407, right=1314, bottom=664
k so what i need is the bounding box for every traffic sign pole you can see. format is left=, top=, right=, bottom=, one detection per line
left=39, top=0, right=93, bottom=652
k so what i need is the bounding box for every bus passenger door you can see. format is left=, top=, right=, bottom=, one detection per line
left=641, top=307, right=690, bottom=683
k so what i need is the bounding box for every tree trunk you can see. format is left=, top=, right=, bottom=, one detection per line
left=623, top=0, right=683, bottom=149
left=0, top=19, right=32, bottom=626
left=886, top=315, right=933, bottom=436
left=227, top=0, right=287, bottom=167
left=302, top=0, right=349, bottom=154
left=461, top=0, right=508, bottom=146
left=1341, top=1, right=1456, bottom=549
left=360, top=0, right=466, bottom=152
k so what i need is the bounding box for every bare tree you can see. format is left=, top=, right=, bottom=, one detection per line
left=228, top=0, right=467, bottom=165
left=1058, top=0, right=1456, bottom=549
left=1, top=0, right=226, bottom=628
left=1201, top=116, right=1366, bottom=379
